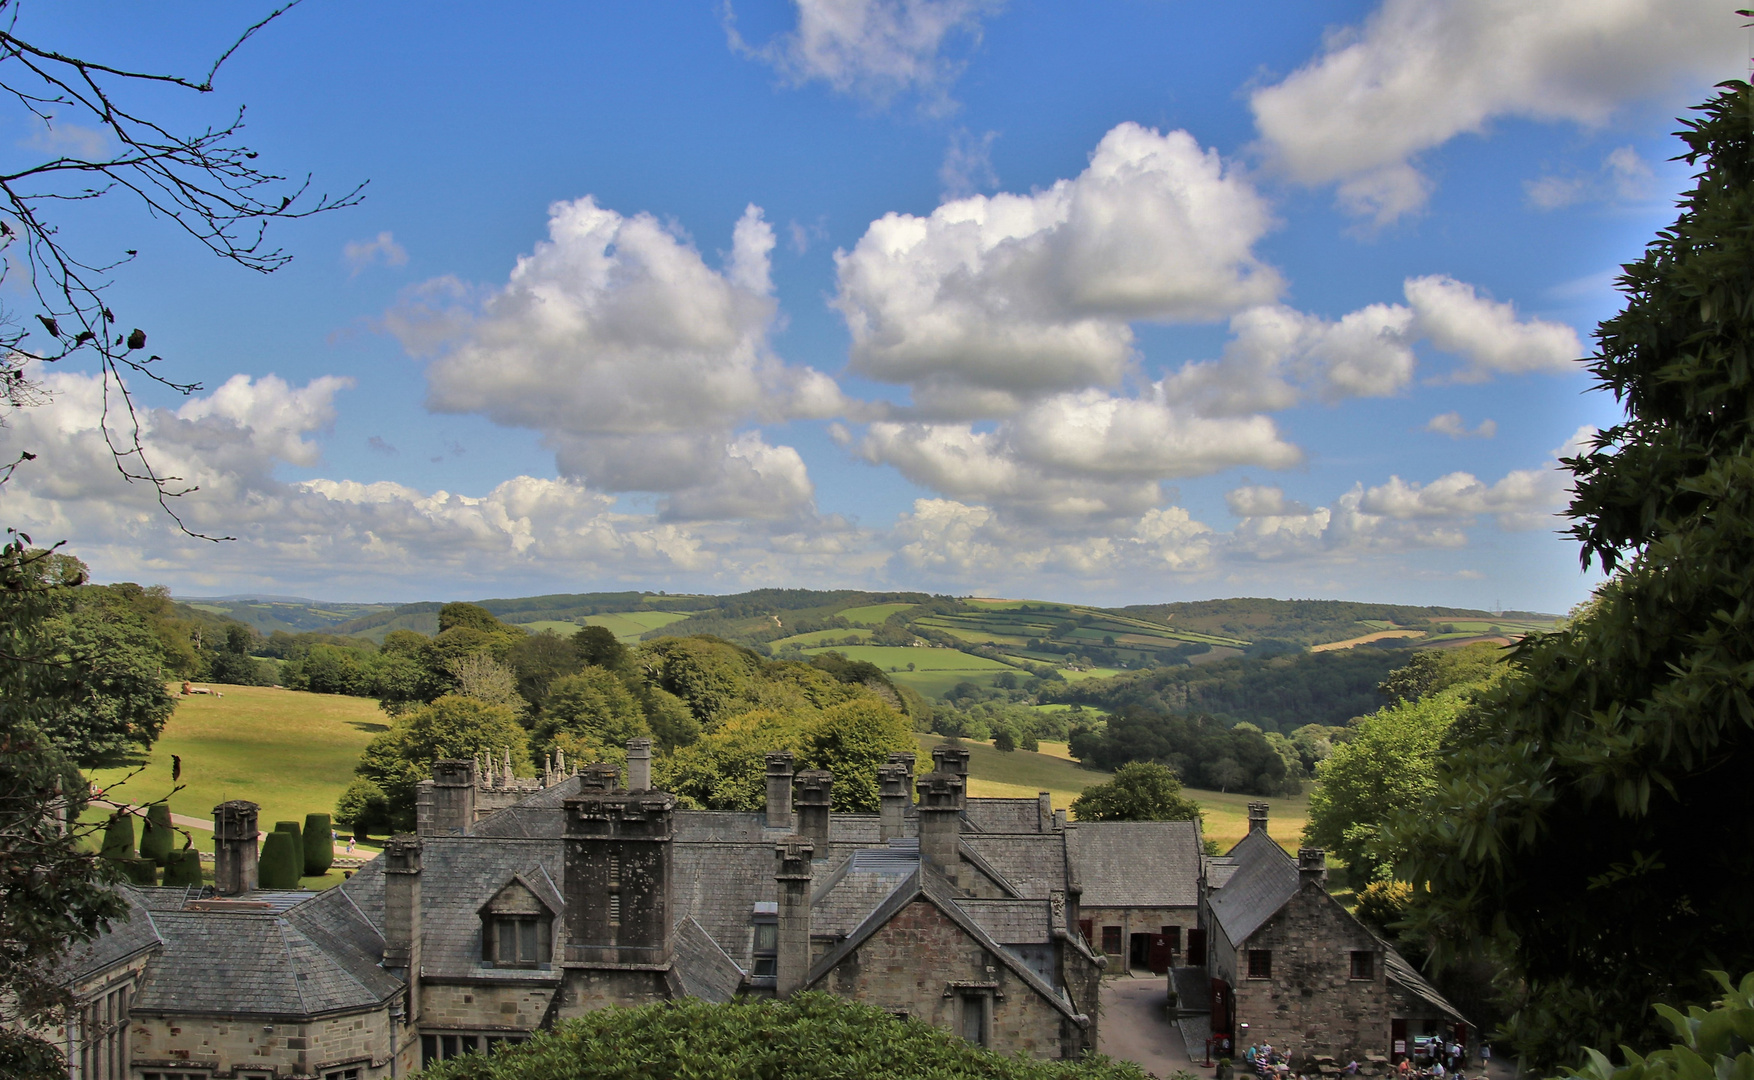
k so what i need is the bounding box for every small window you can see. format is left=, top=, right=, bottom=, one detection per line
left=960, top=993, right=988, bottom=1046
left=1101, top=925, right=1123, bottom=955
left=752, top=916, right=778, bottom=977
left=324, top=1070, right=361, bottom=1080
left=1350, top=951, right=1374, bottom=980
left=1247, top=949, right=1273, bottom=979
left=492, top=916, right=547, bottom=966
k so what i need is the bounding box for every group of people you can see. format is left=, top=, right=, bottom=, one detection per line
left=1237, top=1037, right=1479, bottom=1080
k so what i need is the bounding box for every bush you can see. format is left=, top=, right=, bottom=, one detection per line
left=336, top=778, right=392, bottom=838
left=161, top=848, right=203, bottom=888
left=258, top=831, right=301, bottom=889
left=117, top=858, right=157, bottom=887
left=139, top=803, right=174, bottom=865
left=418, top=991, right=1145, bottom=1080
left=99, top=812, right=134, bottom=860
left=1559, top=971, right=1754, bottom=1080
left=303, top=813, right=334, bottom=876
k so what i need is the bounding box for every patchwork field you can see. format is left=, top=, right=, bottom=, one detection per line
left=582, top=610, right=692, bottom=641
left=86, top=685, right=387, bottom=875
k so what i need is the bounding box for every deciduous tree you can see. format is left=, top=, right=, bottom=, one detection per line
left=1070, top=762, right=1202, bottom=823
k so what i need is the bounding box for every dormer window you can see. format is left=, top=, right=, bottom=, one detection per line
left=478, top=875, right=557, bottom=969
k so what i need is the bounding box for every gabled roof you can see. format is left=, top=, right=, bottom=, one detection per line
left=1382, top=943, right=1465, bottom=1022
left=1207, top=830, right=1299, bottom=944
left=960, top=834, right=1066, bottom=899
left=964, top=798, right=1045, bottom=834
left=1068, top=821, right=1201, bottom=908
left=674, top=916, right=744, bottom=1003
left=58, top=887, right=163, bottom=985
left=400, top=837, right=567, bottom=983
left=802, top=863, right=1086, bottom=1025
left=131, top=908, right=400, bottom=1018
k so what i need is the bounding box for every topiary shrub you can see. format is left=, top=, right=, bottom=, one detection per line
left=99, top=812, right=134, bottom=860
left=161, top=848, right=203, bottom=887
left=302, top=813, right=334, bottom=877
left=139, top=803, right=174, bottom=865
left=118, top=858, right=157, bottom=886
left=258, top=831, right=301, bottom=889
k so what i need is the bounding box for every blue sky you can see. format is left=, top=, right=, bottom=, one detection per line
left=1, top=1, right=1742, bottom=609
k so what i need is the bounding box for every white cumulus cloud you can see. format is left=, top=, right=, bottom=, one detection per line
left=391, top=197, right=843, bottom=520
left=343, top=231, right=410, bottom=275
left=1251, top=0, right=1741, bottom=223
left=834, top=122, right=1281, bottom=418
left=1425, top=412, right=1496, bottom=439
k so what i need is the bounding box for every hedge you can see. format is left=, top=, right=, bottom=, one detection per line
left=99, top=812, right=134, bottom=860
left=258, top=831, right=302, bottom=889
left=139, top=803, right=175, bottom=865
left=303, top=813, right=334, bottom=876
left=161, top=848, right=204, bottom=888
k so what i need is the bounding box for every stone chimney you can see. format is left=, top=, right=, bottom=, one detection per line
left=930, top=742, right=970, bottom=778
left=794, top=770, right=833, bottom=855
left=625, top=737, right=653, bottom=792
left=774, top=834, right=814, bottom=997
left=1298, top=847, right=1328, bottom=889
left=764, top=751, right=796, bottom=829
left=1037, top=792, right=1053, bottom=833
left=417, top=759, right=477, bottom=837
left=383, top=835, right=423, bottom=1021
left=1247, top=802, right=1270, bottom=835
left=212, top=800, right=260, bottom=896
left=1053, top=808, right=1067, bottom=831
left=878, top=763, right=912, bottom=841
left=563, top=792, right=677, bottom=968
left=885, top=752, right=917, bottom=797
left=580, top=761, right=622, bottom=793
left=917, top=771, right=965, bottom=889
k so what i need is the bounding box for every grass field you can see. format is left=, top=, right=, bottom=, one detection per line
left=582, top=610, right=692, bottom=641
left=515, top=619, right=582, bottom=635
left=773, top=628, right=871, bottom=648
left=802, top=644, right=1020, bottom=671
left=838, top=602, right=918, bottom=626
left=915, top=734, right=1308, bottom=851
left=86, top=686, right=387, bottom=880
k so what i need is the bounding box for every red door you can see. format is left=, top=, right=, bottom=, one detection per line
left=1148, top=933, right=1172, bottom=974
left=1187, top=928, right=1207, bottom=967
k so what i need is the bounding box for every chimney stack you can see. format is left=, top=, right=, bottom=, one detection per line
left=580, top=761, right=622, bottom=793
left=930, top=743, right=970, bottom=778
left=878, top=763, right=912, bottom=841
left=885, top=752, right=917, bottom=796
left=774, top=834, right=814, bottom=997
left=212, top=800, right=260, bottom=896
left=765, top=752, right=796, bottom=829
left=383, top=835, right=423, bottom=1021
left=917, top=772, right=965, bottom=889
left=625, top=737, right=653, bottom=792
left=563, top=792, right=678, bottom=967
left=418, top=759, right=477, bottom=837
left=794, top=770, right=833, bottom=855
left=1037, top=792, right=1053, bottom=833
left=1298, top=847, right=1328, bottom=889
left=1247, top=802, right=1270, bottom=835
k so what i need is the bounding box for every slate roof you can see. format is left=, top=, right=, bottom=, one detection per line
left=1383, top=944, right=1465, bottom=1022
left=132, top=909, right=400, bottom=1018
left=674, top=916, right=744, bottom=1003
left=1204, top=855, right=1241, bottom=890
left=964, top=798, right=1045, bottom=834
left=1206, top=830, right=1299, bottom=945
left=672, top=841, right=778, bottom=969
left=961, top=834, right=1065, bottom=899
left=1067, top=821, right=1202, bottom=908
left=411, top=837, right=566, bottom=982
left=953, top=899, right=1049, bottom=943
left=58, top=887, right=163, bottom=984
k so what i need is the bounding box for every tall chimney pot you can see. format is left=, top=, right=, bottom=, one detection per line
left=765, top=752, right=796, bottom=829
left=1247, top=802, right=1270, bottom=835
left=418, top=759, right=477, bottom=837
left=878, top=763, right=911, bottom=841
left=794, top=770, right=833, bottom=855
left=625, top=738, right=653, bottom=792
left=916, top=771, right=965, bottom=889
left=212, top=800, right=260, bottom=896
left=930, top=743, right=970, bottom=778
left=774, top=834, right=814, bottom=997
left=383, top=834, right=423, bottom=1022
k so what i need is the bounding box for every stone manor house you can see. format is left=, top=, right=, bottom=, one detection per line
left=43, top=742, right=1462, bottom=1080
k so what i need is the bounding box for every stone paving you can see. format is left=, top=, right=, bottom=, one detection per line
left=1100, top=973, right=1199, bottom=1079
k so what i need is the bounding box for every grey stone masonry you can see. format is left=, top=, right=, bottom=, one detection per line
left=419, top=759, right=477, bottom=836
left=931, top=742, right=971, bottom=778
left=878, top=763, right=912, bottom=841
left=775, top=834, right=814, bottom=997
left=765, top=752, right=796, bottom=829
left=626, top=737, right=654, bottom=791
left=581, top=761, right=622, bottom=793
left=1248, top=802, right=1270, bottom=834
left=918, top=772, right=966, bottom=889
left=212, top=800, right=259, bottom=896
left=795, top=770, right=833, bottom=855
left=563, top=791, right=677, bottom=967
left=383, top=834, right=423, bottom=1023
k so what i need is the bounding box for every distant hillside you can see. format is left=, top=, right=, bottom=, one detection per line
left=180, top=596, right=397, bottom=634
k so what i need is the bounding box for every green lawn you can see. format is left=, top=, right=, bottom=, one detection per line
left=916, top=733, right=1309, bottom=851
left=87, top=685, right=387, bottom=863
left=773, top=628, right=871, bottom=648
left=582, top=610, right=692, bottom=641
left=803, top=645, right=1018, bottom=671
left=515, top=619, right=582, bottom=635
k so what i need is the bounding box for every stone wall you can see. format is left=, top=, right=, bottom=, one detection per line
left=1227, top=884, right=1389, bottom=1062
left=1080, top=905, right=1197, bottom=971
left=420, top=982, right=556, bottom=1035
left=128, top=1006, right=401, bottom=1079
left=815, top=898, right=1080, bottom=1060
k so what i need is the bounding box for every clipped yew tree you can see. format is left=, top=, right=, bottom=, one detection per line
left=99, top=812, right=134, bottom=861
left=258, top=831, right=301, bottom=889
left=418, top=992, right=1144, bottom=1080
left=139, top=803, right=174, bottom=865
left=1388, top=83, right=1754, bottom=1069
left=303, top=813, right=333, bottom=876
left=161, top=848, right=203, bottom=888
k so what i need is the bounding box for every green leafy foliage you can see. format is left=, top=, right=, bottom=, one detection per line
left=1387, top=84, right=1754, bottom=1070
left=532, top=667, right=649, bottom=766
left=1068, top=708, right=1291, bottom=795
left=161, top=848, right=202, bottom=888
left=140, top=803, right=174, bottom=865
left=258, top=830, right=300, bottom=889
left=303, top=813, right=334, bottom=876
left=1070, top=762, right=1202, bottom=823
left=1557, top=972, right=1754, bottom=1080
left=100, top=811, right=135, bottom=860
left=353, top=695, right=531, bottom=831
left=418, top=992, right=1144, bottom=1080
left=335, top=778, right=392, bottom=836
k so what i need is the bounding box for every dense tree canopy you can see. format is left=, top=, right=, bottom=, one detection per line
left=1388, top=84, right=1754, bottom=1070
left=1069, top=708, right=1292, bottom=795
left=351, top=695, right=531, bottom=830
left=1070, top=762, right=1202, bottom=823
